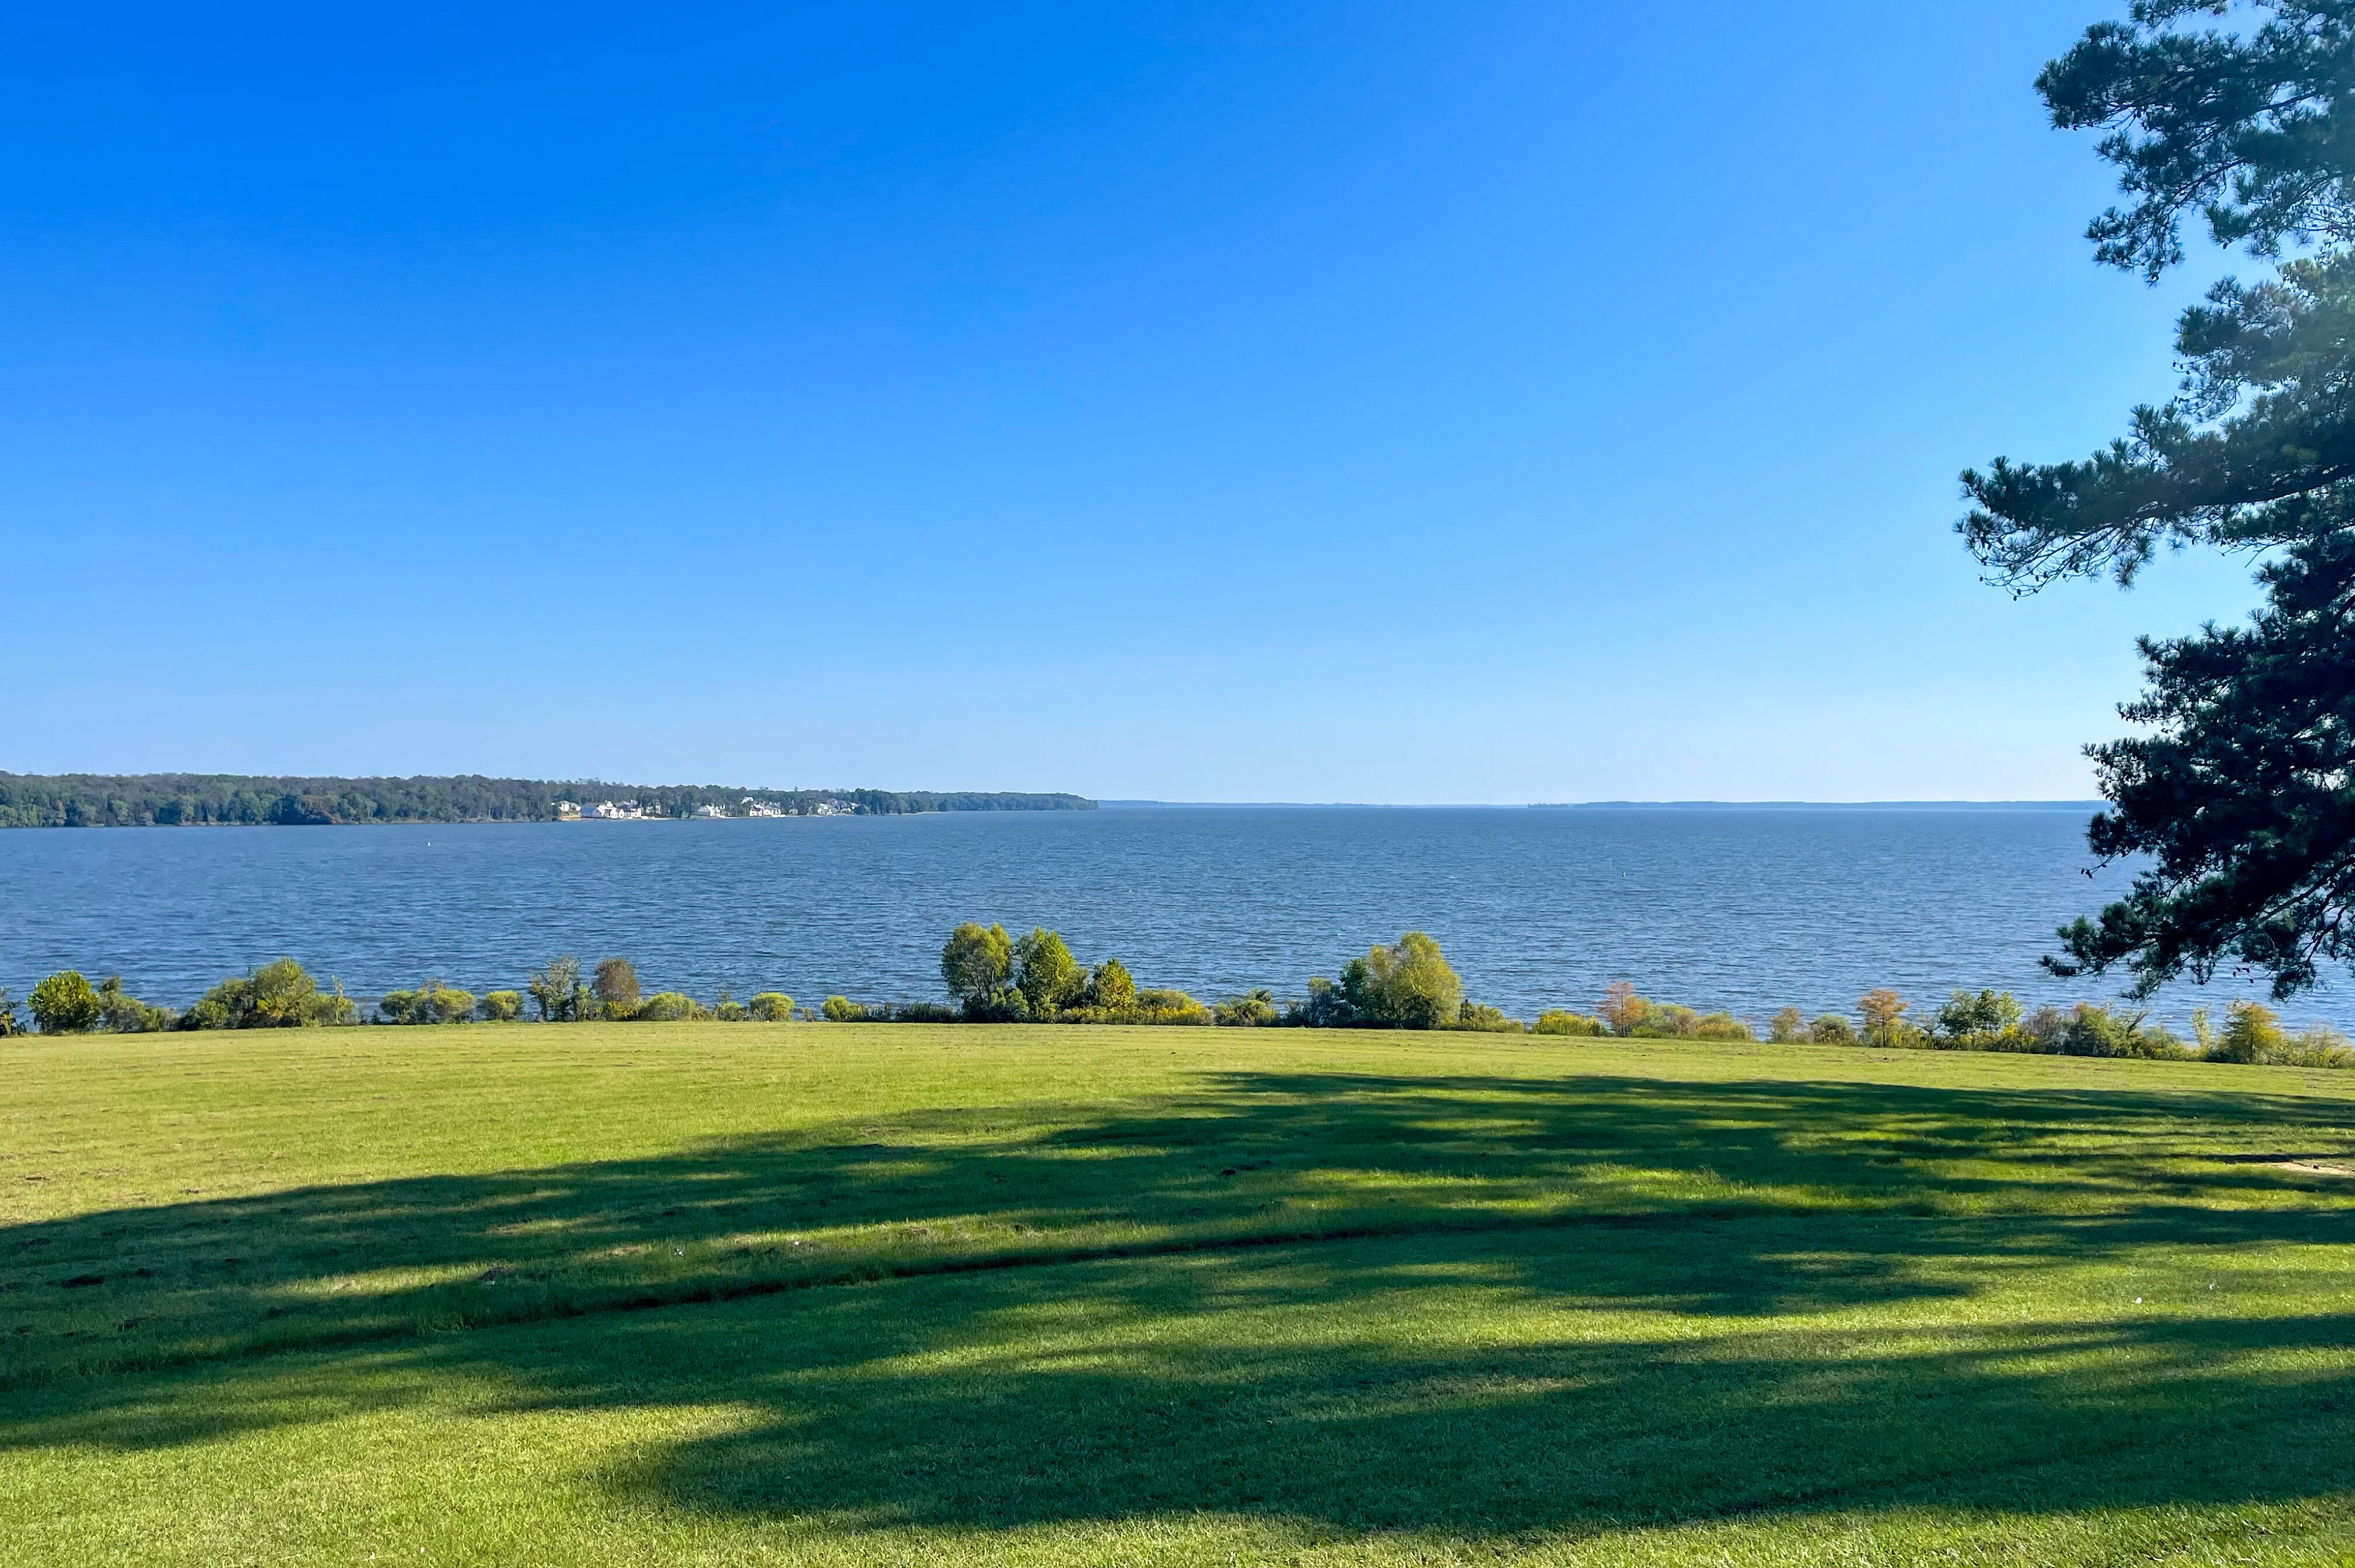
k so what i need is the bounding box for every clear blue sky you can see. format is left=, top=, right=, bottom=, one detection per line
left=0, top=2, right=2260, bottom=802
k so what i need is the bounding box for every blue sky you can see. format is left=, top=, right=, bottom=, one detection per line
left=0, top=2, right=2262, bottom=802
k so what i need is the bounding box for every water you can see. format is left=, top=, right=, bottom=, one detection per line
left=1, top=805, right=2342, bottom=1028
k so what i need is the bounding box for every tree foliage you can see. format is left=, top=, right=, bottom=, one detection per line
left=0, top=772, right=1095, bottom=829
left=28, top=971, right=101, bottom=1033
left=1964, top=0, right=2355, bottom=997
left=940, top=923, right=1014, bottom=1016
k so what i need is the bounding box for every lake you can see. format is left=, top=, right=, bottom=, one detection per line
left=3, top=805, right=2342, bottom=1028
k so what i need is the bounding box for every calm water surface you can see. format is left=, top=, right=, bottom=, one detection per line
left=2, top=806, right=2340, bottom=1028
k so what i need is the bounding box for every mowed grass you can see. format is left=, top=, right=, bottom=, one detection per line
left=4, top=1024, right=2355, bottom=1564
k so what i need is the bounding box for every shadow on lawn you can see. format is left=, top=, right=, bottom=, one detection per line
left=5, top=1066, right=2355, bottom=1539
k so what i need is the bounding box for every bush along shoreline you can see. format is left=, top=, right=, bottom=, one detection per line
left=4, top=927, right=2349, bottom=1070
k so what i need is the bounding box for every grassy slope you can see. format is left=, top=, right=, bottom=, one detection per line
left=3, top=1023, right=2354, bottom=1565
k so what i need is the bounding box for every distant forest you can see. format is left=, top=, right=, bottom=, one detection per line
left=0, top=774, right=1096, bottom=828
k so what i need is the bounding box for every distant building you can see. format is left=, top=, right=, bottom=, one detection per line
left=554, top=800, right=581, bottom=819
left=743, top=798, right=785, bottom=818
left=694, top=804, right=728, bottom=818
left=582, top=801, right=647, bottom=820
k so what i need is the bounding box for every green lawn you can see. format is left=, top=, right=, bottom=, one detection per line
left=4, top=1023, right=2353, bottom=1565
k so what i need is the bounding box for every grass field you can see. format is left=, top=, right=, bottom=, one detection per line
left=4, top=1023, right=2354, bottom=1565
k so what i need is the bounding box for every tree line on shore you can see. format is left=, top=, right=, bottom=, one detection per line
left=0, top=772, right=1095, bottom=829
left=5, top=926, right=2347, bottom=1070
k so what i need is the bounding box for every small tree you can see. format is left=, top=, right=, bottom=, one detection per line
left=97, top=976, right=171, bottom=1032
left=1808, top=1014, right=1856, bottom=1044
left=477, top=990, right=524, bottom=1022
left=2212, top=1000, right=2288, bottom=1064
left=1214, top=988, right=1279, bottom=1027
left=29, top=971, right=102, bottom=1034
left=1014, top=929, right=1087, bottom=1016
left=528, top=956, right=583, bottom=1023
left=940, top=923, right=1013, bottom=1015
left=1934, top=989, right=2021, bottom=1045
left=821, top=995, right=866, bottom=1022
left=0, top=988, right=18, bottom=1037
left=1768, top=1006, right=1805, bottom=1044
left=1857, top=989, right=1909, bottom=1048
left=1599, top=981, right=1651, bottom=1037
left=1086, top=957, right=1137, bottom=1013
left=748, top=992, right=796, bottom=1021
left=593, top=957, right=640, bottom=1020
left=1348, top=931, right=1463, bottom=1028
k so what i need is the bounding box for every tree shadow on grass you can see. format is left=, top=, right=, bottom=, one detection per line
left=5, top=1065, right=2355, bottom=1542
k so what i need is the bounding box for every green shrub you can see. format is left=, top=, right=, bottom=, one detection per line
left=97, top=976, right=172, bottom=1032
left=886, top=1001, right=961, bottom=1023
left=748, top=992, right=796, bottom=1021
left=1086, top=958, right=1137, bottom=1013
left=633, top=991, right=704, bottom=1023
left=377, top=982, right=475, bottom=1025
left=1130, top=988, right=1211, bottom=1025
left=1808, top=1014, right=1856, bottom=1044
left=1336, top=932, right=1463, bottom=1030
left=1934, top=989, right=2023, bottom=1047
left=182, top=959, right=353, bottom=1030
left=29, top=971, right=102, bottom=1034
left=1214, top=988, right=1279, bottom=1027
left=477, top=990, right=524, bottom=1022
left=821, top=995, right=867, bottom=1022
left=0, top=989, right=19, bottom=1037
left=941, top=923, right=1013, bottom=1016
left=714, top=996, right=748, bottom=1022
left=2207, top=1001, right=2354, bottom=1066
left=1533, top=1009, right=1606, bottom=1036
left=1453, top=1002, right=1523, bottom=1033
left=1767, top=1006, right=1805, bottom=1043
left=1691, top=1011, right=1753, bottom=1041
left=527, top=956, right=586, bottom=1022
left=1014, top=930, right=1087, bottom=1016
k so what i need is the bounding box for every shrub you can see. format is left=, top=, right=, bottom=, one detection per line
left=1086, top=958, right=1137, bottom=1013
left=714, top=995, right=749, bottom=1022
left=29, top=971, right=103, bottom=1033
left=1454, top=1001, right=1523, bottom=1032
left=1934, top=989, right=2023, bottom=1047
left=1808, top=1014, right=1855, bottom=1044
left=941, top=923, right=1013, bottom=1015
left=1339, top=931, right=1463, bottom=1029
left=0, top=989, right=19, bottom=1037
left=527, top=955, right=586, bottom=1023
left=821, top=995, right=867, bottom=1022
left=633, top=991, right=703, bottom=1023
left=182, top=959, right=353, bottom=1029
left=98, top=976, right=172, bottom=1032
left=1533, top=1009, right=1606, bottom=1036
left=1014, top=929, right=1088, bottom=1016
left=1129, top=988, right=1211, bottom=1025
left=1283, top=976, right=1355, bottom=1028
left=2211, top=1000, right=2287, bottom=1063
left=748, top=992, right=796, bottom=1021
left=2050, top=1002, right=2187, bottom=1059
left=593, top=957, right=640, bottom=1020
left=477, top=990, right=524, bottom=1022
left=1214, top=988, right=1279, bottom=1027
left=1599, top=981, right=1651, bottom=1037
left=886, top=1000, right=961, bottom=1023
left=1691, top=1011, right=1753, bottom=1041
left=1768, top=1006, right=1805, bottom=1043
left=2207, top=1001, right=2354, bottom=1066
left=1631, top=1003, right=1698, bottom=1039
left=377, top=981, right=475, bottom=1025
